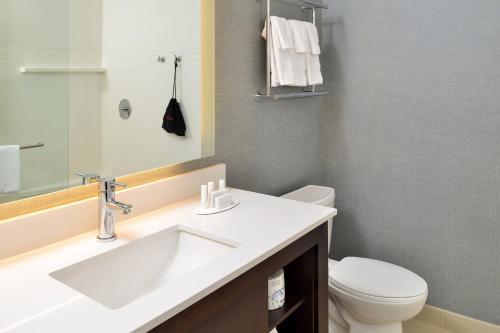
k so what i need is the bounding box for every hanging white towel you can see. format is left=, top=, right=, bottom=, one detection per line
left=288, top=20, right=309, bottom=87
left=0, top=145, right=20, bottom=194
left=304, top=22, right=323, bottom=85
left=262, top=22, right=281, bottom=87
left=271, top=16, right=293, bottom=50
left=304, top=22, right=321, bottom=55
left=262, top=17, right=295, bottom=87
left=262, top=22, right=279, bottom=87
left=289, top=20, right=310, bottom=53
left=306, top=53, right=323, bottom=85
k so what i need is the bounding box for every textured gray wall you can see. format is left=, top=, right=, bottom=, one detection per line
left=322, top=0, right=500, bottom=324
left=188, top=0, right=324, bottom=195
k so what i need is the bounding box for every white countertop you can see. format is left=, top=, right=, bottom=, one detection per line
left=0, top=189, right=336, bottom=333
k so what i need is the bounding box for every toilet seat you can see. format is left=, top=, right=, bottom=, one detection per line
left=328, top=257, right=427, bottom=304
left=330, top=279, right=426, bottom=305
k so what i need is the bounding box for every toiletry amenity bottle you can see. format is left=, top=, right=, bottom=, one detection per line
left=207, top=181, right=215, bottom=208
left=268, top=269, right=285, bottom=310
left=201, top=185, right=208, bottom=209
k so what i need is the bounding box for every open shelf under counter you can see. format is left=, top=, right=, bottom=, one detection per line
left=268, top=292, right=306, bottom=330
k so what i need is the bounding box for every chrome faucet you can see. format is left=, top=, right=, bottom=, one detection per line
left=98, top=177, right=133, bottom=242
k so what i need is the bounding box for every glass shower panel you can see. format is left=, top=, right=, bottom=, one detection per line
left=0, top=0, right=70, bottom=203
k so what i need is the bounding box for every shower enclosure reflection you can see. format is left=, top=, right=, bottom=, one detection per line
left=0, top=0, right=214, bottom=204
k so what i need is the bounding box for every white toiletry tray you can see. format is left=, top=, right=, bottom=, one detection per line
left=195, top=200, right=239, bottom=215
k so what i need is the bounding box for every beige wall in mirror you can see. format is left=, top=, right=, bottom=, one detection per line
left=0, top=0, right=215, bottom=219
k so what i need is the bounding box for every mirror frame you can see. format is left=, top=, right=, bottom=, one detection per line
left=0, top=0, right=215, bottom=221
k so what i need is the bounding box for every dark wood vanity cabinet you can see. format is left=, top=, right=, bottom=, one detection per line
left=150, top=223, right=328, bottom=333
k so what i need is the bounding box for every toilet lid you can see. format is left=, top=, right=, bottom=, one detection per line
left=329, top=257, right=427, bottom=299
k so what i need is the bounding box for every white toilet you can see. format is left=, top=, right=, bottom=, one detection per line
left=282, top=186, right=428, bottom=333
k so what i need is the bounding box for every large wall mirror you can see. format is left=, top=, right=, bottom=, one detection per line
left=0, top=0, right=215, bottom=204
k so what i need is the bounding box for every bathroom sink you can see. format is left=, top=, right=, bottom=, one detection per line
left=50, top=226, right=238, bottom=309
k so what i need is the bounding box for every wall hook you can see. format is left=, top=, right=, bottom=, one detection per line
left=174, top=55, right=182, bottom=67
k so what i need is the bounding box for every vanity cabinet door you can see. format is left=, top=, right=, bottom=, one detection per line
left=189, top=283, right=269, bottom=333
left=150, top=279, right=268, bottom=333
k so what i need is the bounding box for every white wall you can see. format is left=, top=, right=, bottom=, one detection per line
left=68, top=0, right=103, bottom=186
left=101, top=0, right=202, bottom=177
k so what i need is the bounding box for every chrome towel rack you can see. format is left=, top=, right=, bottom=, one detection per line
left=20, top=143, right=45, bottom=150
left=256, top=91, right=328, bottom=101
left=255, top=0, right=329, bottom=101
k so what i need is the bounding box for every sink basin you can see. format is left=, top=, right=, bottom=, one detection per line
left=50, top=225, right=238, bottom=309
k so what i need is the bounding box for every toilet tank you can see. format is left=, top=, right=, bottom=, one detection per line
left=281, top=186, right=335, bottom=252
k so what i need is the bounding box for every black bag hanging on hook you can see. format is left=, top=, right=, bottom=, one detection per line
left=162, top=57, right=186, bottom=137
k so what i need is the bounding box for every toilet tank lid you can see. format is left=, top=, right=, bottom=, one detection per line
left=281, top=185, right=335, bottom=207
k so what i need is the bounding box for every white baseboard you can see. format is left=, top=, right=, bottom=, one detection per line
left=405, top=305, right=500, bottom=333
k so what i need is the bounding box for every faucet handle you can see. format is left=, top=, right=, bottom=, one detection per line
left=110, top=181, right=127, bottom=189
left=99, top=177, right=127, bottom=192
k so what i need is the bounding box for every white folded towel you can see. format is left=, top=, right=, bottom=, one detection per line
left=262, top=17, right=295, bottom=87
left=289, top=20, right=310, bottom=53
left=304, top=22, right=323, bottom=85
left=262, top=23, right=282, bottom=87
left=306, top=53, right=323, bottom=85
left=0, top=145, right=21, bottom=194
left=262, top=18, right=323, bottom=87
left=304, top=22, right=321, bottom=55
left=271, top=16, right=293, bottom=51
left=288, top=20, right=309, bottom=87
